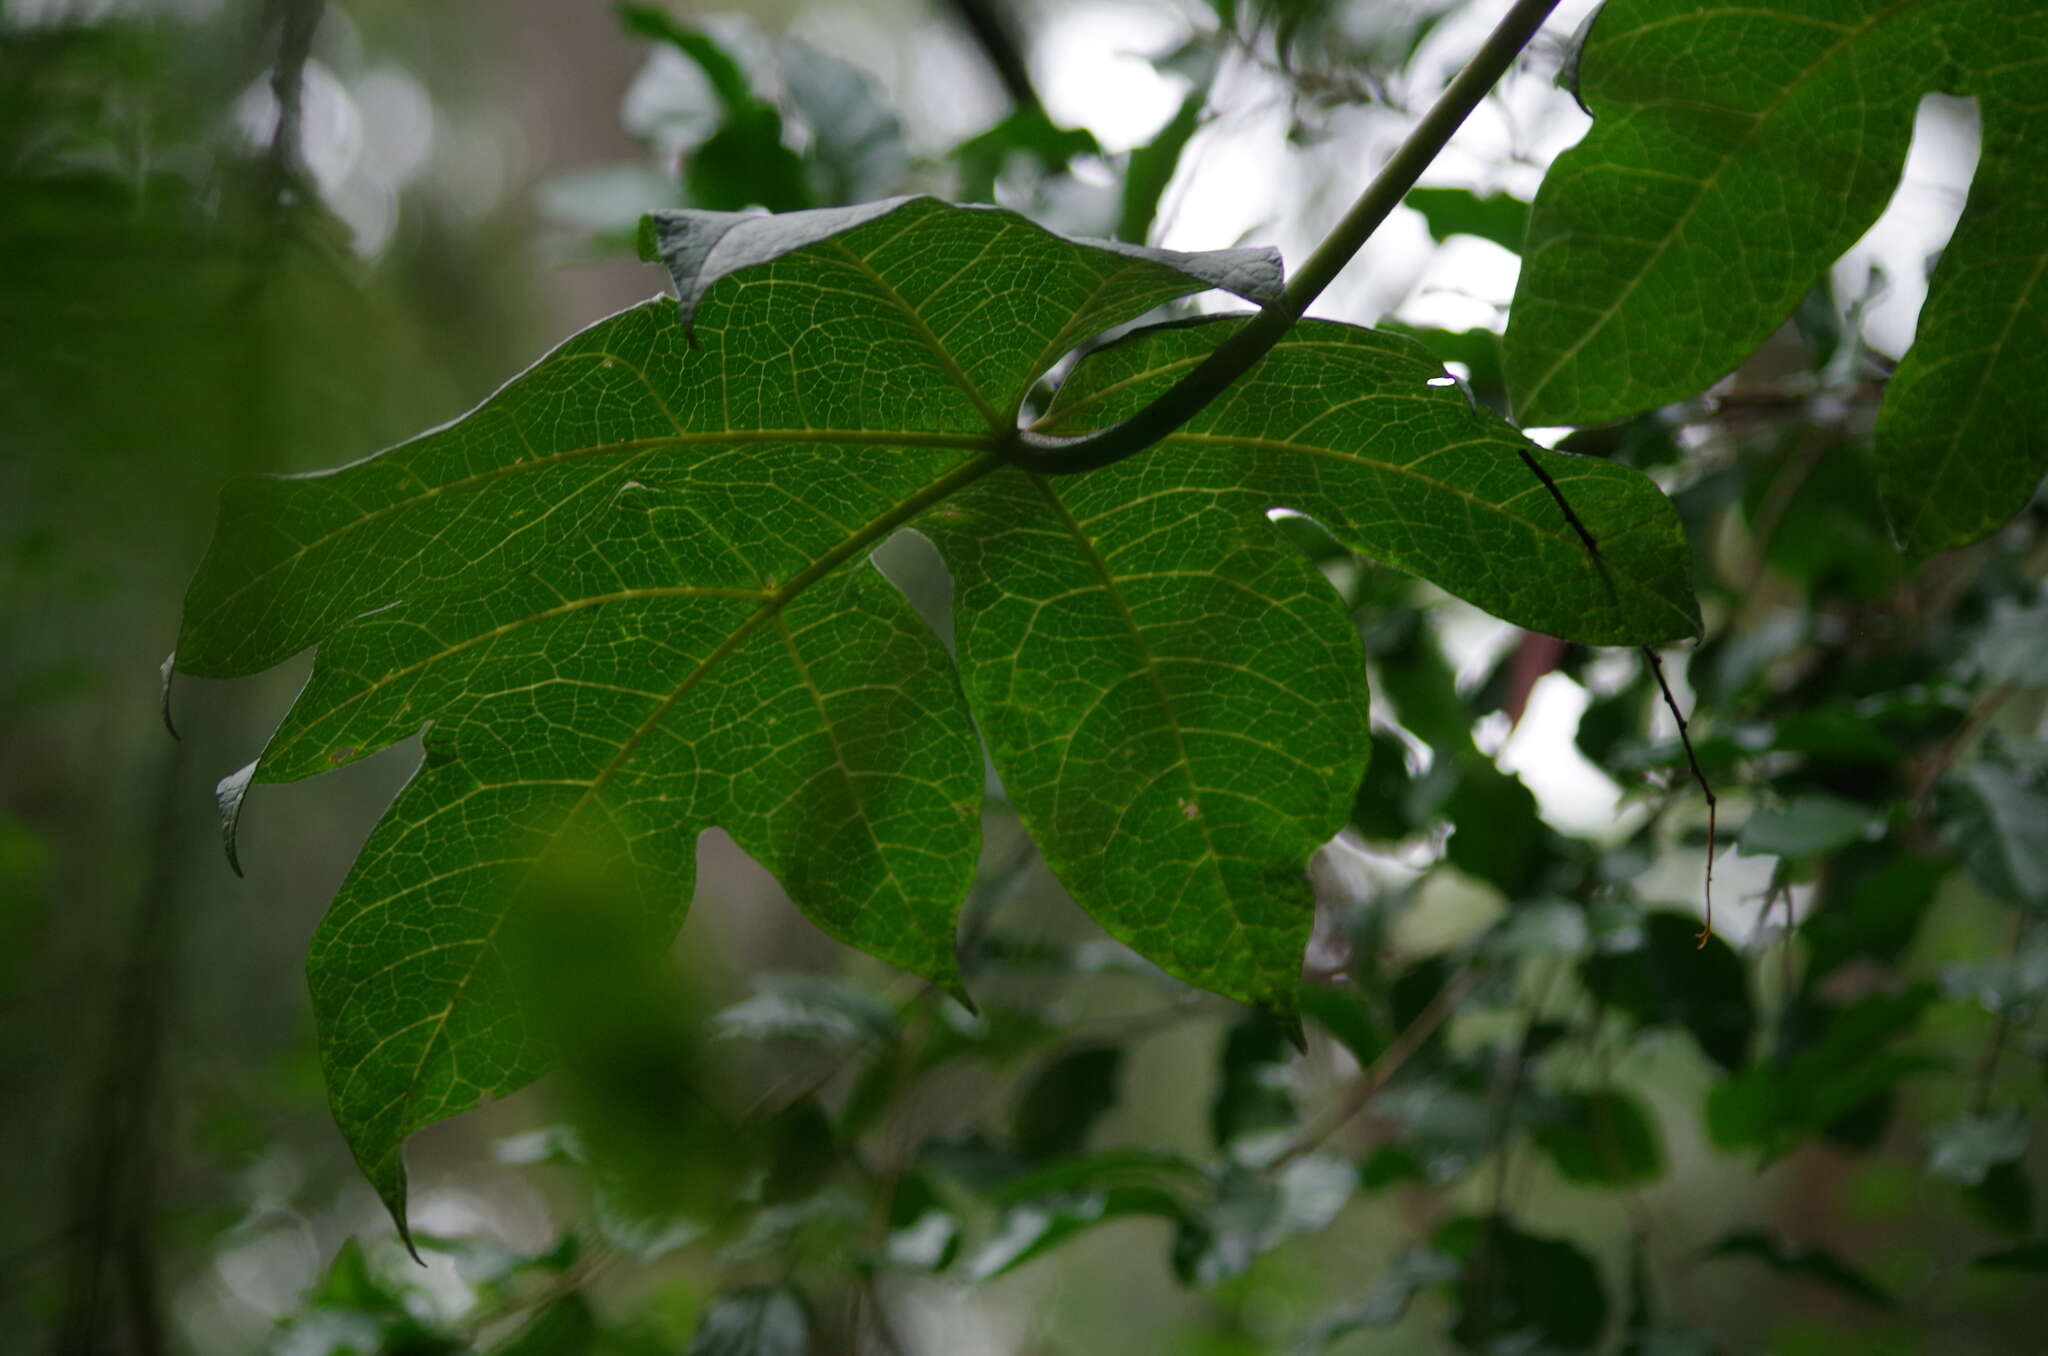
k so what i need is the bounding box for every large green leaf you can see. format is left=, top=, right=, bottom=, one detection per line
left=1505, top=0, right=2048, bottom=554
left=175, top=196, right=1692, bottom=1235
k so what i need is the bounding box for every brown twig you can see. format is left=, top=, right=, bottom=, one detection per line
left=1642, top=646, right=1717, bottom=946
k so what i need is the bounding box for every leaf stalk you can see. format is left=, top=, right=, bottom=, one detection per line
left=999, top=0, right=1565, bottom=474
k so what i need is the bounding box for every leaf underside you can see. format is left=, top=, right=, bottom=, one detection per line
left=1505, top=0, right=2048, bottom=556
left=175, top=196, right=1695, bottom=1235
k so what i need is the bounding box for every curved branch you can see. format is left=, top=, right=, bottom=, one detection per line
left=999, top=0, right=1563, bottom=475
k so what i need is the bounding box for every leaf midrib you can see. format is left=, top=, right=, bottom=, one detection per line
left=262, top=583, right=771, bottom=779
left=1028, top=475, right=1258, bottom=979
left=189, top=424, right=993, bottom=664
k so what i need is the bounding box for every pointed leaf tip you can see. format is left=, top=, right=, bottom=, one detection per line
left=215, top=761, right=256, bottom=878
left=1279, top=1007, right=1308, bottom=1055
left=159, top=652, right=179, bottom=741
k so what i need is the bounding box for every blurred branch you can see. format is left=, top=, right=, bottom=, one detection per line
left=260, top=0, right=324, bottom=201
left=1266, top=966, right=1484, bottom=1170
left=51, top=746, right=187, bottom=1356
left=1972, top=914, right=2028, bottom=1115
left=938, top=0, right=1041, bottom=113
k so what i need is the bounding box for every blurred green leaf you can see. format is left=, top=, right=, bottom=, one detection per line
left=1968, top=599, right=2048, bottom=687
left=1704, top=1230, right=1896, bottom=1311
left=1576, top=673, right=1649, bottom=767
left=1583, top=912, right=1753, bottom=1072
left=1299, top=983, right=1385, bottom=1068
left=1211, top=1016, right=1297, bottom=1158
left=1292, top=1247, right=1461, bottom=1351
left=1926, top=1107, right=2029, bottom=1187
left=760, top=1096, right=838, bottom=1204
left=971, top=1181, right=1194, bottom=1280
left=1737, top=793, right=1884, bottom=860
left=1349, top=730, right=1421, bottom=840
left=1940, top=930, right=2048, bottom=1015
left=1708, top=986, right=1936, bottom=1158
left=713, top=974, right=901, bottom=1051
left=1367, top=609, right=1474, bottom=754
left=617, top=6, right=811, bottom=212
left=1403, top=187, right=1528, bottom=253
left=1373, top=1077, right=1494, bottom=1185
left=1444, top=759, right=1555, bottom=897
left=986, top=1147, right=1207, bottom=1204
left=1800, top=843, right=1945, bottom=987
left=954, top=108, right=1101, bottom=203
left=1940, top=763, right=2048, bottom=912
left=1746, top=444, right=1906, bottom=601
left=685, top=1288, right=812, bottom=1356
left=498, top=1295, right=600, bottom=1356
left=685, top=113, right=812, bottom=213
left=1533, top=1090, right=1663, bottom=1186
left=1173, top=1156, right=1356, bottom=1287
left=508, top=888, right=745, bottom=1235
left=1963, top=1159, right=2035, bottom=1238
left=617, top=5, right=753, bottom=109
left=1119, top=84, right=1207, bottom=244
left=1435, top=1214, right=1610, bottom=1353
left=1014, top=1045, right=1122, bottom=1162
left=782, top=40, right=908, bottom=206
left=883, top=1173, right=961, bottom=1272
left=1974, top=1241, right=2048, bottom=1273
left=1486, top=898, right=1590, bottom=958
left=278, top=1239, right=461, bottom=1355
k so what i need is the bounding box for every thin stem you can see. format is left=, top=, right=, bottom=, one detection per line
left=1265, top=967, right=1484, bottom=1170
left=1972, top=915, right=2028, bottom=1115
left=1000, top=0, right=1564, bottom=475
left=1643, top=646, right=1718, bottom=945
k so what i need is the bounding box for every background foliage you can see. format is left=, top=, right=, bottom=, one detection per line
left=4, top=0, right=2044, bottom=1353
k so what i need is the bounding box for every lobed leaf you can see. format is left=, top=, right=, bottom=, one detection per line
left=175, top=196, right=1695, bottom=1235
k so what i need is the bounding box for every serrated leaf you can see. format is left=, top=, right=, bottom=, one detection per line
left=1505, top=0, right=2048, bottom=554
left=176, top=196, right=1693, bottom=1236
